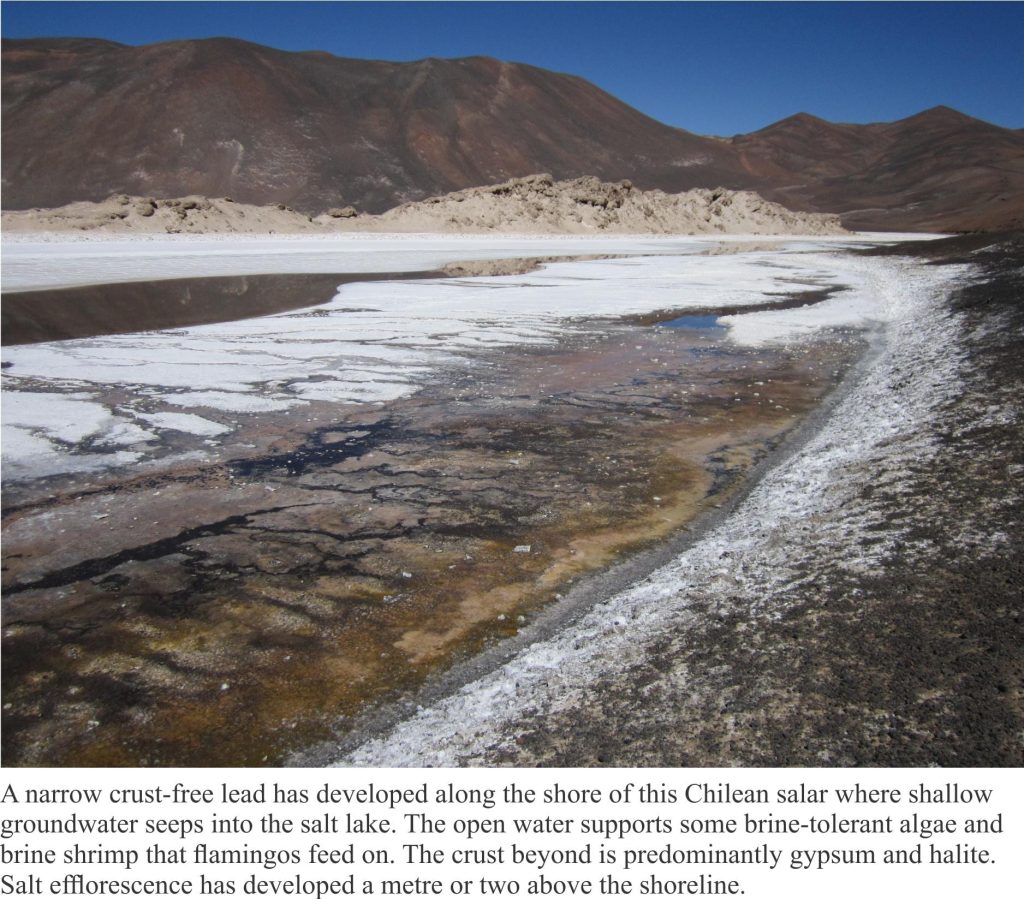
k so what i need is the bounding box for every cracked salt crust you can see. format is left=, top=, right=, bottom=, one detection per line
left=134, top=412, right=232, bottom=437
left=162, top=392, right=298, bottom=413
left=2, top=236, right=924, bottom=483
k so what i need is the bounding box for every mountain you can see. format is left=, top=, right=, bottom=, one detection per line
left=3, top=37, right=1023, bottom=231
left=733, top=107, right=1024, bottom=231
left=1, top=36, right=754, bottom=214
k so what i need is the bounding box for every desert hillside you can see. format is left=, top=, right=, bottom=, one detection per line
left=732, top=108, right=1024, bottom=232
left=3, top=37, right=1023, bottom=230
left=0, top=37, right=751, bottom=215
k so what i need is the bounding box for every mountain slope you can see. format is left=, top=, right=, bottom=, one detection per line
left=1, top=36, right=753, bottom=214
left=734, top=107, right=1024, bottom=231
left=3, top=37, right=1023, bottom=230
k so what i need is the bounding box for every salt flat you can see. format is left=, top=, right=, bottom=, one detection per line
left=6, top=230, right=1015, bottom=768
left=2, top=235, right=899, bottom=483
left=1, top=233, right=726, bottom=291
left=1, top=232, right=913, bottom=291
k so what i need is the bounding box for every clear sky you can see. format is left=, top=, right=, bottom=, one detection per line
left=2, top=1, right=1022, bottom=135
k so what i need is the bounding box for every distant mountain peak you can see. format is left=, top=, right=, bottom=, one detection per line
left=918, top=103, right=971, bottom=117
left=778, top=111, right=832, bottom=127
left=904, top=104, right=979, bottom=125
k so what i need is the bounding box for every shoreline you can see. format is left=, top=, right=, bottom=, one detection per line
left=334, top=238, right=1024, bottom=767
left=3, top=314, right=855, bottom=765
left=291, top=321, right=879, bottom=767
left=1, top=243, right=866, bottom=765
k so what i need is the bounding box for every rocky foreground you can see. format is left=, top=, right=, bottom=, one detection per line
left=1, top=176, right=846, bottom=236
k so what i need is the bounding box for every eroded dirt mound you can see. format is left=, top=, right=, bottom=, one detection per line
left=0, top=194, right=324, bottom=233
left=366, top=175, right=847, bottom=235
left=2, top=177, right=846, bottom=236
left=4, top=178, right=843, bottom=235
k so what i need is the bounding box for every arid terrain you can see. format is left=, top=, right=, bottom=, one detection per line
left=2, top=218, right=1022, bottom=768
left=4, top=36, right=1023, bottom=231
left=333, top=235, right=1024, bottom=768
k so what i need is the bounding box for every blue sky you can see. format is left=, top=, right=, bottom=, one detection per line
left=3, top=1, right=1022, bottom=134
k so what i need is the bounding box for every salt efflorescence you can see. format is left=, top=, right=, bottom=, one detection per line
left=337, top=254, right=972, bottom=766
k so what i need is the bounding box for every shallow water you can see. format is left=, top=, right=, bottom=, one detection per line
left=658, top=314, right=726, bottom=332
left=1, top=311, right=859, bottom=766
left=1, top=271, right=438, bottom=345
left=1, top=248, right=868, bottom=485
left=1, top=244, right=877, bottom=765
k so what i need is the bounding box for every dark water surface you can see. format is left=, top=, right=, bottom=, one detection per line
left=0, top=263, right=868, bottom=766
left=1, top=270, right=441, bottom=345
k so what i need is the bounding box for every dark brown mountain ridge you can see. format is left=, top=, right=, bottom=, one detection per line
left=734, top=105, right=1024, bottom=231
left=3, top=36, right=1023, bottom=231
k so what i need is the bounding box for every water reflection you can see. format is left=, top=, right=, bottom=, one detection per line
left=2, top=270, right=438, bottom=345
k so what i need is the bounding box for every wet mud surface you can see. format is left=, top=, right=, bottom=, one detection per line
left=1, top=310, right=858, bottom=766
